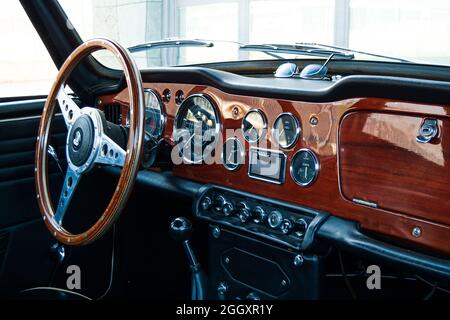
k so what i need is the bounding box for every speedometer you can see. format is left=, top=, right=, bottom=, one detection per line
left=173, top=94, right=220, bottom=164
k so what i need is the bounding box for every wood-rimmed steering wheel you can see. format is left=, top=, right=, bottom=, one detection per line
left=35, top=38, right=145, bottom=246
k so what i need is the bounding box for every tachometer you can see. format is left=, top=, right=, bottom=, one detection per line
left=127, top=89, right=165, bottom=139
left=144, top=89, right=165, bottom=138
left=173, top=94, right=220, bottom=163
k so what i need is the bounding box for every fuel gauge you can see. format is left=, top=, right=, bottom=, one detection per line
left=290, top=149, right=319, bottom=186
left=222, top=137, right=245, bottom=171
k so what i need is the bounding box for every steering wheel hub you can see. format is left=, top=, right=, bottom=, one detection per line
left=68, top=114, right=95, bottom=166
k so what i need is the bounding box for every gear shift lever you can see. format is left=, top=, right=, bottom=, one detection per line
left=169, top=217, right=206, bottom=300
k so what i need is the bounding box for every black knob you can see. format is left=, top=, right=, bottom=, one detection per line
left=280, top=219, right=293, bottom=235
left=252, top=206, right=266, bottom=224
left=200, top=196, right=212, bottom=211
left=268, top=210, right=283, bottom=228
left=223, top=202, right=234, bottom=216
left=294, top=218, right=308, bottom=237
left=169, top=217, right=192, bottom=241
left=214, top=195, right=226, bottom=211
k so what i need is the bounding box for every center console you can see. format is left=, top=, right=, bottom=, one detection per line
left=193, top=185, right=329, bottom=299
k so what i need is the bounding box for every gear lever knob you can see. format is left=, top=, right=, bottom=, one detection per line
left=169, top=217, right=193, bottom=242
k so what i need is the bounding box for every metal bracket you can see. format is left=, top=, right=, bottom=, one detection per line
left=416, top=119, right=438, bottom=144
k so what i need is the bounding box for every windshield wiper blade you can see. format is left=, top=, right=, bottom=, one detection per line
left=128, top=39, right=213, bottom=53
left=239, top=43, right=354, bottom=60
left=296, top=42, right=410, bottom=63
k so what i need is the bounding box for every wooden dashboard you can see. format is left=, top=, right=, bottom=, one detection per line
left=102, top=82, right=450, bottom=255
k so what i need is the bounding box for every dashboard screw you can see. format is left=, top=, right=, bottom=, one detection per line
left=224, top=257, right=230, bottom=264
left=232, top=107, right=240, bottom=118
left=412, top=226, right=422, bottom=238
left=310, top=116, right=318, bottom=126
left=212, top=226, right=221, bottom=239
left=281, top=280, right=287, bottom=286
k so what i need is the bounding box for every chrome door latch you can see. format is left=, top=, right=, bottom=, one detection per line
left=416, top=119, right=438, bottom=144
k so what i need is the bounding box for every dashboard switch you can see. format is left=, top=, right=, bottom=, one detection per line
left=294, top=218, right=308, bottom=237
left=252, top=206, right=267, bottom=224
left=268, top=211, right=283, bottom=229
left=223, top=202, right=234, bottom=216
left=214, top=195, right=226, bottom=212
left=200, top=196, right=212, bottom=211
left=280, top=219, right=293, bottom=234
left=237, top=202, right=251, bottom=223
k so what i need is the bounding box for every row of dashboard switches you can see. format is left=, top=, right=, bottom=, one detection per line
left=200, top=193, right=309, bottom=238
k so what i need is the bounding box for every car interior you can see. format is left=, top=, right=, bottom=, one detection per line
left=0, top=0, right=449, bottom=301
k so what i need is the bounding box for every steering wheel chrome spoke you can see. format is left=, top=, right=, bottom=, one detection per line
left=56, top=87, right=81, bottom=130
left=54, top=166, right=81, bottom=226
left=95, top=134, right=126, bottom=167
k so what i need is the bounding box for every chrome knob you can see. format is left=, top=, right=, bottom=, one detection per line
left=200, top=196, right=212, bottom=211
left=268, top=211, right=283, bottom=229
left=223, top=202, right=234, bottom=216
left=280, top=219, right=293, bottom=234
left=237, top=201, right=251, bottom=223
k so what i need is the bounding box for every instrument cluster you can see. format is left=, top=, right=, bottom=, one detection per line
left=169, top=90, right=320, bottom=188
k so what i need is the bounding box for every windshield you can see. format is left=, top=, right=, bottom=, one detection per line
left=59, top=0, right=450, bottom=69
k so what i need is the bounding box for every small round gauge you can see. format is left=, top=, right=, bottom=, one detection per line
left=272, top=113, right=300, bottom=148
left=126, top=89, right=165, bottom=139
left=173, top=94, right=219, bottom=163
left=290, top=149, right=319, bottom=187
left=222, top=137, right=245, bottom=171
left=242, top=109, right=267, bottom=143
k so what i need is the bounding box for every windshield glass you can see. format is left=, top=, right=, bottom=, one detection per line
left=59, top=0, right=450, bottom=69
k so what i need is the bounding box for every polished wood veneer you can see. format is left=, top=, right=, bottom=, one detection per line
left=104, top=83, right=450, bottom=254
left=340, top=112, right=450, bottom=226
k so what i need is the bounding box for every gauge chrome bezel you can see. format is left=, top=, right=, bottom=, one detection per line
left=143, top=88, right=166, bottom=139
left=221, top=137, right=245, bottom=171
left=290, top=148, right=320, bottom=187
left=173, top=93, right=221, bottom=164
left=272, top=112, right=301, bottom=149
left=241, top=109, right=267, bottom=143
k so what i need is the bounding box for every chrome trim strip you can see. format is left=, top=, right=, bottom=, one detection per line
left=352, top=198, right=378, bottom=208
left=0, top=113, right=62, bottom=123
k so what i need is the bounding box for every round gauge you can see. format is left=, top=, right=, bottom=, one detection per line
left=272, top=113, right=300, bottom=148
left=290, top=149, right=319, bottom=187
left=222, top=137, right=245, bottom=171
left=173, top=94, right=219, bottom=163
left=144, top=89, right=165, bottom=138
left=126, top=89, right=165, bottom=139
left=242, top=109, right=267, bottom=143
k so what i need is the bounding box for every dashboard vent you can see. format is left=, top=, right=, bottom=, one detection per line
left=104, top=103, right=122, bottom=125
